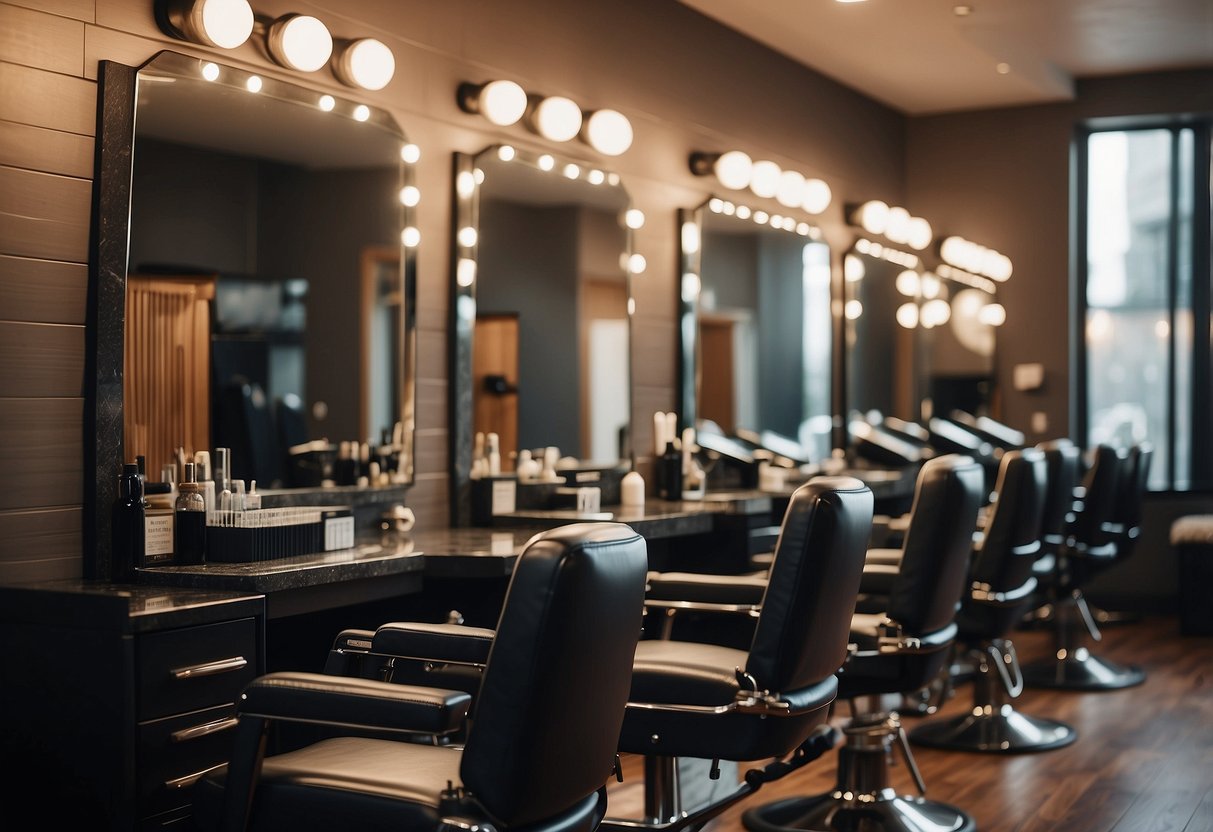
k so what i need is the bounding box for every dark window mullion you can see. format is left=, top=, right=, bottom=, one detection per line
left=1166, top=128, right=1180, bottom=491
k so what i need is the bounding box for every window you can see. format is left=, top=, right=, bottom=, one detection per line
left=1077, top=122, right=1211, bottom=491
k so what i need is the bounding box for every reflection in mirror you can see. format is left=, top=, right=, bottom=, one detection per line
left=844, top=238, right=999, bottom=433
left=679, top=198, right=833, bottom=465
left=121, top=51, right=415, bottom=492
left=451, top=146, right=634, bottom=523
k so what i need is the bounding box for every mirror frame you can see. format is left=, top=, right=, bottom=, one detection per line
left=86, top=52, right=417, bottom=579
left=449, top=145, right=636, bottom=526
left=676, top=196, right=832, bottom=449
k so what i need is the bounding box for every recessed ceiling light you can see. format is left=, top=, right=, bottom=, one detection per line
left=954, top=4, right=973, bottom=15
left=996, top=62, right=1011, bottom=74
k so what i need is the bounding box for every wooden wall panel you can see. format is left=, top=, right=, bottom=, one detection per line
left=0, top=166, right=92, bottom=261
left=0, top=62, right=96, bottom=135
left=0, top=120, right=93, bottom=178
left=0, top=507, right=82, bottom=563
left=0, top=255, right=88, bottom=324
left=413, top=428, right=448, bottom=478
left=0, top=4, right=86, bottom=76
left=0, top=398, right=83, bottom=511
left=0, top=322, right=85, bottom=397
left=416, top=378, right=447, bottom=433
left=3, top=0, right=94, bottom=23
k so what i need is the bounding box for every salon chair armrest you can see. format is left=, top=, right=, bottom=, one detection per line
left=372, top=621, right=496, bottom=666
left=239, top=671, right=471, bottom=737
left=645, top=571, right=768, bottom=608
left=858, top=562, right=899, bottom=597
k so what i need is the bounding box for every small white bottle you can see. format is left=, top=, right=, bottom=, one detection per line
left=486, top=432, right=501, bottom=476
left=621, top=471, right=645, bottom=508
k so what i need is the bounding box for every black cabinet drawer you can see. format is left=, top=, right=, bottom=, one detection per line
left=138, top=618, right=258, bottom=721
left=139, top=703, right=240, bottom=821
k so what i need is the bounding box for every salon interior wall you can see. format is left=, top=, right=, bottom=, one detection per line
left=0, top=0, right=909, bottom=582
left=905, top=67, right=1213, bottom=610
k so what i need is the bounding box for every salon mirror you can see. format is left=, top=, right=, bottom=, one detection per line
left=92, top=51, right=415, bottom=517
left=678, top=198, right=833, bottom=466
left=450, top=146, right=634, bottom=524
left=843, top=240, right=998, bottom=433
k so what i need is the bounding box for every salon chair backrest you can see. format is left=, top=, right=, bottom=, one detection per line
left=746, top=476, right=873, bottom=693
left=1071, top=444, right=1126, bottom=550
left=969, top=448, right=1048, bottom=593
left=887, top=454, right=986, bottom=635
left=1038, top=438, right=1082, bottom=547
left=1114, top=443, right=1153, bottom=535
left=460, top=522, right=647, bottom=828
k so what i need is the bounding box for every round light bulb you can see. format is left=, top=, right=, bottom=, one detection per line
left=886, top=206, right=911, bottom=243
left=353, top=104, right=370, bottom=122
left=584, top=109, right=633, bottom=156
left=534, top=96, right=582, bottom=142
left=940, top=236, right=964, bottom=267
left=736, top=205, right=751, bottom=220
left=457, top=226, right=478, bottom=248
left=749, top=160, right=781, bottom=199
left=473, top=168, right=484, bottom=184
left=979, top=302, right=1007, bottom=326
left=337, top=38, right=395, bottom=91
left=625, top=209, right=646, bottom=230
left=562, top=163, right=580, bottom=179
left=268, top=14, right=332, bottom=73
left=708, top=198, right=724, bottom=213
left=194, top=0, right=254, bottom=49
left=200, top=61, right=220, bottom=82
left=802, top=178, right=832, bottom=214
left=796, top=222, right=810, bottom=236
left=497, top=145, right=516, bottom=162
left=713, top=151, right=753, bottom=190
left=400, top=227, right=420, bottom=247
left=628, top=253, right=647, bottom=274
left=753, top=210, right=769, bottom=225
left=922, top=298, right=951, bottom=327
left=245, top=75, right=262, bottom=93
left=991, top=254, right=1013, bottom=281
left=479, top=80, right=527, bottom=126
left=456, top=258, right=477, bottom=288
left=845, top=299, right=864, bottom=320
left=682, top=272, right=701, bottom=301
left=456, top=171, right=476, bottom=199
left=682, top=221, right=701, bottom=254
left=775, top=169, right=805, bottom=208
left=317, top=94, right=335, bottom=112
left=844, top=254, right=866, bottom=283
left=537, top=154, right=555, bottom=171
left=920, top=272, right=941, bottom=299
left=399, top=185, right=420, bottom=207
left=896, top=303, right=920, bottom=329
left=400, top=144, right=420, bottom=164
left=907, top=217, right=933, bottom=250
left=857, top=200, right=889, bottom=235
left=895, top=269, right=920, bottom=297
left=587, top=169, right=605, bottom=185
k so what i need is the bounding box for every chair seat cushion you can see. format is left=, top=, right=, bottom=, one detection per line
left=629, top=640, right=748, bottom=705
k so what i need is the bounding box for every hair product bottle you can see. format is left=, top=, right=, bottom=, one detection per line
left=174, top=462, right=207, bottom=565
left=112, top=462, right=146, bottom=580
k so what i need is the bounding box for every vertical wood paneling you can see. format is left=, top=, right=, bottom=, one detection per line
left=0, top=62, right=96, bottom=135
left=0, top=322, right=85, bottom=397
left=0, top=4, right=86, bottom=76
left=0, top=398, right=83, bottom=511
left=0, top=166, right=92, bottom=261
left=0, top=120, right=94, bottom=178
left=0, top=255, right=89, bottom=324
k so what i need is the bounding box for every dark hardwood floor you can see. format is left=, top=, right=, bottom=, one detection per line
left=610, top=615, right=1213, bottom=832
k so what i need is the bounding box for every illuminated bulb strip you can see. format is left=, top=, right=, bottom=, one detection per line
left=692, top=150, right=832, bottom=214
left=853, top=237, right=920, bottom=269
left=940, top=235, right=1013, bottom=281
left=457, top=81, right=634, bottom=156
left=850, top=200, right=933, bottom=250
left=705, top=194, right=822, bottom=239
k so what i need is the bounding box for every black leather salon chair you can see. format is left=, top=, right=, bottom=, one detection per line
left=191, top=522, right=648, bottom=832
left=742, top=454, right=986, bottom=832
left=1022, top=442, right=1152, bottom=690
left=600, top=477, right=874, bottom=832
left=909, top=447, right=1077, bottom=753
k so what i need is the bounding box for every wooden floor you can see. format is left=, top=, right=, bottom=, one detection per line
left=609, top=615, right=1213, bottom=832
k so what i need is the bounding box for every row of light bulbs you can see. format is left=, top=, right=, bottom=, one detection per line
left=940, top=235, right=1014, bottom=282
left=157, top=0, right=395, bottom=90
left=692, top=151, right=833, bottom=215
left=457, top=80, right=634, bottom=157
left=849, top=200, right=933, bottom=251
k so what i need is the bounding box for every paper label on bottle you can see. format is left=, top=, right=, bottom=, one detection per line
left=145, top=512, right=174, bottom=559
left=325, top=516, right=355, bottom=551
left=490, top=480, right=516, bottom=515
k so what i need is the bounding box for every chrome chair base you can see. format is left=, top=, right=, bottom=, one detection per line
left=909, top=705, right=1076, bottom=753
left=1021, top=647, right=1145, bottom=690
left=742, top=790, right=975, bottom=832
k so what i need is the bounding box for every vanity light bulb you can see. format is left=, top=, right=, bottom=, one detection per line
left=886, top=206, right=911, bottom=244
left=497, top=145, right=516, bottom=162
left=796, top=222, right=811, bottom=236
left=401, top=226, right=421, bottom=247
left=479, top=80, right=528, bottom=126
left=940, top=236, right=965, bottom=267
left=534, top=96, right=583, bottom=142
left=267, top=14, right=332, bottom=73
left=708, top=198, right=724, bottom=213
left=682, top=272, right=701, bottom=302
left=781, top=216, right=796, bottom=231
left=979, top=302, right=1007, bottom=327
left=171, top=0, right=254, bottom=50
left=713, top=151, right=753, bottom=191
left=458, top=226, right=478, bottom=248
left=749, top=160, right=781, bottom=199
left=607, top=172, right=621, bottom=186
left=456, top=171, right=476, bottom=199
left=721, top=201, right=736, bottom=215
left=844, top=299, right=864, bottom=320
left=626, top=209, right=646, bottom=230
left=753, top=210, right=769, bottom=225
left=627, top=253, right=647, bottom=274
left=588, top=169, right=606, bottom=185
left=562, top=163, right=581, bottom=179
left=245, top=75, right=263, bottom=93
left=584, top=109, right=633, bottom=156
left=318, top=94, right=336, bottom=112
left=538, top=154, right=555, bottom=171
left=896, top=303, right=920, bottom=329
left=473, top=168, right=485, bottom=184
left=907, top=217, right=933, bottom=251
left=895, top=269, right=920, bottom=297
left=856, top=200, right=889, bottom=235
left=457, top=258, right=477, bottom=288
left=399, top=185, right=421, bottom=207
left=844, top=254, right=866, bottom=283
left=200, top=61, right=221, bottom=82
left=922, top=298, right=951, bottom=327
left=735, top=205, right=752, bottom=220
left=681, top=221, right=701, bottom=254
left=802, top=178, right=832, bottom=214
left=336, top=38, right=395, bottom=91
left=920, top=272, right=942, bottom=299
left=775, top=170, right=805, bottom=208
left=992, top=254, right=1013, bottom=281
left=400, top=144, right=420, bottom=164
left=353, top=104, right=371, bottom=122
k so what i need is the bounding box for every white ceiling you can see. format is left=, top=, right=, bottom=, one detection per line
left=679, top=0, right=1213, bottom=115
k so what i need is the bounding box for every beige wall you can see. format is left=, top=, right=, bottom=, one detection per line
left=0, top=0, right=906, bottom=582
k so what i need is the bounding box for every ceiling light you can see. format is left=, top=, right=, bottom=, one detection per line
left=265, top=14, right=332, bottom=72
left=532, top=96, right=583, bottom=142
left=458, top=79, right=528, bottom=126
left=157, top=0, right=255, bottom=49
left=583, top=109, right=633, bottom=156
left=333, top=37, right=395, bottom=91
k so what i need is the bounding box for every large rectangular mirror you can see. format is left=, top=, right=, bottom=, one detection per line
left=450, top=145, right=634, bottom=524
left=88, top=51, right=416, bottom=574
left=678, top=198, right=834, bottom=465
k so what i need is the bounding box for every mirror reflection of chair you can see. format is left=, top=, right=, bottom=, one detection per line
left=599, top=477, right=874, bottom=832
left=1022, top=443, right=1152, bottom=690
left=741, top=454, right=985, bottom=832
left=908, top=447, right=1077, bottom=753
left=191, top=522, right=648, bottom=832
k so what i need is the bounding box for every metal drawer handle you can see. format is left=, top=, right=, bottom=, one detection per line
left=165, top=762, right=226, bottom=790
left=171, top=716, right=239, bottom=743
left=170, top=656, right=248, bottom=680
